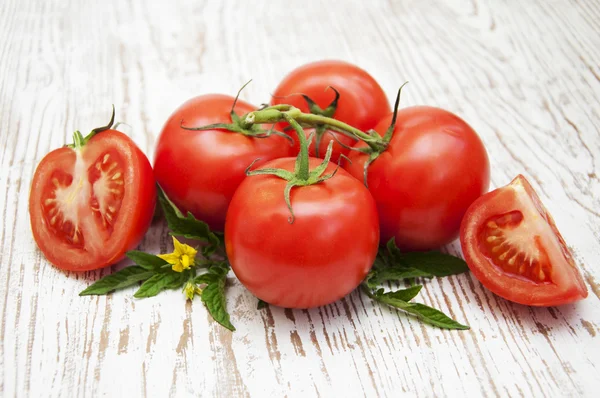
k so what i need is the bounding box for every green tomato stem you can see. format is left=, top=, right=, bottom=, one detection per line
left=297, top=113, right=370, bottom=141
left=72, top=130, right=85, bottom=150
left=243, top=106, right=387, bottom=154
left=283, top=113, right=310, bottom=180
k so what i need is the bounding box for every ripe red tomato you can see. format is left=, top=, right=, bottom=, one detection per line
left=460, top=175, right=588, bottom=306
left=153, top=94, right=293, bottom=231
left=225, top=158, right=380, bottom=309
left=272, top=60, right=390, bottom=161
left=345, top=106, right=490, bottom=251
left=29, top=130, right=156, bottom=271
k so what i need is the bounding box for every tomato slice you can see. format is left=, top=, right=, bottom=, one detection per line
left=29, top=130, right=156, bottom=271
left=460, top=175, right=587, bottom=306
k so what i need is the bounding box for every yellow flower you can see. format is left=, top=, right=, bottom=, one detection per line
left=183, top=282, right=203, bottom=301
left=158, top=237, right=198, bottom=273
left=184, top=282, right=196, bottom=300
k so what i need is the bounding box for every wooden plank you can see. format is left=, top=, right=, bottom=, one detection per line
left=1, top=0, right=599, bottom=396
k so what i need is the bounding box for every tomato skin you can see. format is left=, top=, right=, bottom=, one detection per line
left=272, top=60, right=390, bottom=132
left=153, top=94, right=293, bottom=231
left=460, top=175, right=588, bottom=306
left=345, top=106, right=490, bottom=251
left=29, top=130, right=156, bottom=271
left=225, top=158, right=380, bottom=309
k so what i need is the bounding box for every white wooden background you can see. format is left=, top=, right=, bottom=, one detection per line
left=1, top=0, right=599, bottom=396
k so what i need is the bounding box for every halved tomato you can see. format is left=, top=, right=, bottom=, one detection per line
left=29, top=129, right=156, bottom=271
left=460, top=175, right=587, bottom=306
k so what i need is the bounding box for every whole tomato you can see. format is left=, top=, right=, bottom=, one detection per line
left=153, top=94, right=293, bottom=231
left=225, top=157, right=380, bottom=309
left=272, top=60, right=390, bottom=161
left=29, top=114, right=156, bottom=271
left=345, top=106, right=490, bottom=251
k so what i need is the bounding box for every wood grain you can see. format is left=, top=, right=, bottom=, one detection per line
left=1, top=0, right=599, bottom=396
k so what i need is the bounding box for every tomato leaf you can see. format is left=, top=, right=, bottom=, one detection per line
left=79, top=266, right=154, bottom=296
left=384, top=238, right=469, bottom=277
left=157, top=186, right=222, bottom=256
left=386, top=238, right=402, bottom=261
left=371, top=287, right=469, bottom=330
left=126, top=251, right=168, bottom=271
left=194, top=273, right=216, bottom=285
left=398, top=251, right=469, bottom=277
left=133, top=271, right=187, bottom=298
left=257, top=299, right=267, bottom=310
left=199, top=263, right=235, bottom=331
left=366, top=267, right=433, bottom=288
left=375, top=285, right=423, bottom=302
left=393, top=301, right=469, bottom=330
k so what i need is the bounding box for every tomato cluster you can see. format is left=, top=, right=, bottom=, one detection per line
left=29, top=60, right=587, bottom=308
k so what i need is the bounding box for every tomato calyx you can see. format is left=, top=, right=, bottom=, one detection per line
left=341, top=82, right=408, bottom=186
left=299, top=87, right=342, bottom=156
left=299, top=86, right=340, bottom=119
left=180, top=82, right=292, bottom=144
left=295, top=87, right=360, bottom=157
left=245, top=115, right=344, bottom=223
left=66, top=105, right=116, bottom=150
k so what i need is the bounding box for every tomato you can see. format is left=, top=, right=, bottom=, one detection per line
left=29, top=130, right=156, bottom=271
left=225, top=158, right=380, bottom=309
left=272, top=60, right=390, bottom=161
left=153, top=94, right=293, bottom=231
left=345, top=106, right=490, bottom=251
left=460, top=175, right=587, bottom=306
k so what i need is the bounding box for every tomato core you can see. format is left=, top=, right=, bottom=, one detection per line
left=41, top=150, right=126, bottom=250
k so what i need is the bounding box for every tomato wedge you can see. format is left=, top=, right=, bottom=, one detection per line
left=460, top=175, right=587, bottom=306
left=29, top=129, right=156, bottom=271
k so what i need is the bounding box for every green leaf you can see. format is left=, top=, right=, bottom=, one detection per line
left=194, top=273, right=217, bottom=285
left=257, top=299, right=267, bottom=310
left=133, top=271, right=187, bottom=298
left=166, top=271, right=189, bottom=289
left=386, top=237, right=402, bottom=260
left=384, top=238, right=469, bottom=277
left=399, top=302, right=469, bottom=330
left=375, top=285, right=423, bottom=302
left=398, top=251, right=469, bottom=277
left=157, top=186, right=221, bottom=256
left=80, top=266, right=154, bottom=296
left=376, top=293, right=469, bottom=330
left=195, top=262, right=229, bottom=285
left=200, top=264, right=235, bottom=331
left=126, top=251, right=168, bottom=270
left=366, top=267, right=433, bottom=288
left=370, top=252, right=388, bottom=271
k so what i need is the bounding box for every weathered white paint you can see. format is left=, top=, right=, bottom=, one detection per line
left=1, top=0, right=599, bottom=396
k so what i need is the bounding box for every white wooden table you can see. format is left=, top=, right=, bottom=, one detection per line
left=2, top=0, right=599, bottom=396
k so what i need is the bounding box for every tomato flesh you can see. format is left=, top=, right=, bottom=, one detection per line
left=460, top=175, right=588, bottom=306
left=30, top=130, right=156, bottom=271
